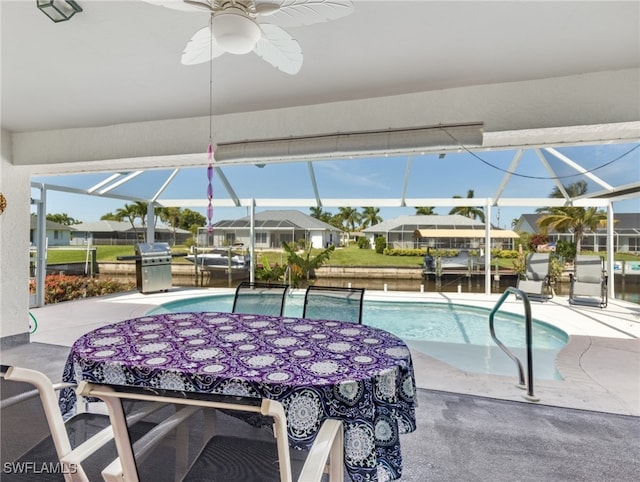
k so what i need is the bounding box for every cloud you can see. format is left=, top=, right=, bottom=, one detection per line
left=316, top=162, right=390, bottom=191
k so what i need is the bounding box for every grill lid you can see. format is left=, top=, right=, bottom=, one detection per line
left=134, top=243, right=171, bottom=257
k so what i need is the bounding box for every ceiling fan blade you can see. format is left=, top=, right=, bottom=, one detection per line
left=258, top=0, right=354, bottom=27
left=181, top=26, right=226, bottom=65
left=253, top=23, right=303, bottom=75
left=139, top=0, right=207, bottom=13
left=183, top=0, right=216, bottom=13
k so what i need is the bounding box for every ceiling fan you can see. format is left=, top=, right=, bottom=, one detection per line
left=141, top=0, right=355, bottom=74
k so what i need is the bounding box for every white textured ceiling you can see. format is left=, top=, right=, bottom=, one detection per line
left=2, top=1, right=639, bottom=210
left=2, top=0, right=639, bottom=133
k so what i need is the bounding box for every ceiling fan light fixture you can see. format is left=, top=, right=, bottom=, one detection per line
left=212, top=8, right=261, bottom=55
left=37, top=0, right=82, bottom=23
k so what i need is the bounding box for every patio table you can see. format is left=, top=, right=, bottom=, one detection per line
left=60, top=311, right=417, bottom=481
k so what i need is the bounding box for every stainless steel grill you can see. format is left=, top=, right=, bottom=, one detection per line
left=133, top=242, right=172, bottom=294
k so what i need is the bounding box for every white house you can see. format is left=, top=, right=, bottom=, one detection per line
left=514, top=213, right=640, bottom=253
left=29, top=217, right=71, bottom=247
left=363, top=215, right=518, bottom=250
left=72, top=220, right=192, bottom=246
left=203, top=210, right=343, bottom=249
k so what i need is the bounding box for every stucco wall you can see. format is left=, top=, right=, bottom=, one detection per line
left=0, top=129, right=31, bottom=343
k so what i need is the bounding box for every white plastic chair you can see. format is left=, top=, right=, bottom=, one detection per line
left=78, top=382, right=344, bottom=482
left=1, top=365, right=137, bottom=482
left=1, top=365, right=188, bottom=482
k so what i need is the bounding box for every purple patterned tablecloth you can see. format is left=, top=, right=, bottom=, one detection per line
left=61, top=312, right=417, bottom=481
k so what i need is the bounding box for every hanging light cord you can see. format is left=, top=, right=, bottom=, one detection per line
left=206, top=13, right=214, bottom=233
left=209, top=14, right=214, bottom=147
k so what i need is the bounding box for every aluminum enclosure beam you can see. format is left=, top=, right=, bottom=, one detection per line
left=158, top=197, right=616, bottom=209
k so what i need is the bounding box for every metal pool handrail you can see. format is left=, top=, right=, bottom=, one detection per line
left=489, top=287, right=540, bottom=402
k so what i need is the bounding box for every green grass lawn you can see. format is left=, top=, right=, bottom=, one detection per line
left=45, top=244, right=639, bottom=267
left=254, top=246, right=639, bottom=269
left=44, top=246, right=142, bottom=263
left=256, top=246, right=424, bottom=268
left=45, top=245, right=425, bottom=267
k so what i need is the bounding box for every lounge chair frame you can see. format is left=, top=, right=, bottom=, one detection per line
left=569, top=255, right=608, bottom=308
left=516, top=253, right=553, bottom=302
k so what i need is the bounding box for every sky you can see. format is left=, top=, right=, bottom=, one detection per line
left=31, top=143, right=640, bottom=229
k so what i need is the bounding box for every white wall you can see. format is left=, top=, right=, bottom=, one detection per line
left=309, top=234, right=325, bottom=249
left=0, top=129, right=31, bottom=343
left=45, top=229, right=71, bottom=247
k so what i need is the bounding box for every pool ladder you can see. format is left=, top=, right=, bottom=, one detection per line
left=489, top=287, right=540, bottom=402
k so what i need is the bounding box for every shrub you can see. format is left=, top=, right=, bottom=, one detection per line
left=282, top=243, right=335, bottom=288
left=383, top=248, right=469, bottom=258
left=384, top=248, right=425, bottom=257
left=255, top=256, right=288, bottom=283
left=374, top=236, right=386, bottom=254
left=357, top=237, right=371, bottom=249
left=512, top=255, right=526, bottom=278
left=431, top=249, right=460, bottom=258
left=491, top=249, right=519, bottom=259
left=282, top=241, right=297, bottom=252
left=549, top=255, right=564, bottom=283
left=184, top=237, right=196, bottom=249
left=528, top=234, right=549, bottom=251
left=29, top=274, right=135, bottom=304
left=512, top=253, right=563, bottom=283
left=555, top=239, right=576, bottom=261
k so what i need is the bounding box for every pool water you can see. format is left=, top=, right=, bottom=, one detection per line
left=149, top=295, right=568, bottom=380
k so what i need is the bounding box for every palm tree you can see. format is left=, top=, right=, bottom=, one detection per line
left=536, top=207, right=607, bottom=254
left=132, top=201, right=149, bottom=229
left=337, top=206, right=361, bottom=232
left=158, top=206, right=182, bottom=246
left=536, top=181, right=607, bottom=254
left=47, top=213, right=82, bottom=225
left=536, top=180, right=588, bottom=207
left=115, top=203, right=141, bottom=240
left=360, top=207, right=382, bottom=228
left=448, top=189, right=485, bottom=222
left=415, top=206, right=437, bottom=215
left=309, top=206, right=332, bottom=223
left=101, top=212, right=119, bottom=221
left=328, top=214, right=344, bottom=231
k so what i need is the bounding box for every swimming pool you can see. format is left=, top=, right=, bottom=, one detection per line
left=149, top=294, right=568, bottom=380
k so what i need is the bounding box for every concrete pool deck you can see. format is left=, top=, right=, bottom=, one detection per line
left=7, top=287, right=640, bottom=416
